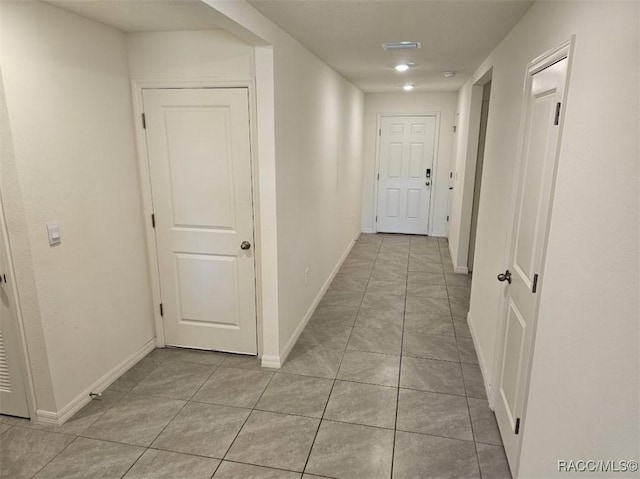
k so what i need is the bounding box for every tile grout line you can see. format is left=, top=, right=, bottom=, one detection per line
left=389, top=235, right=412, bottom=479
left=11, top=235, right=491, bottom=479
left=301, top=237, right=376, bottom=476
left=118, top=360, right=224, bottom=479
left=28, top=434, right=81, bottom=479
left=217, top=368, right=277, bottom=471
left=440, top=241, right=484, bottom=477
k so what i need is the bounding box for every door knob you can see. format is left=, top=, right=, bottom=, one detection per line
left=497, top=270, right=512, bottom=284
left=240, top=241, right=251, bottom=250
left=425, top=181, right=430, bottom=186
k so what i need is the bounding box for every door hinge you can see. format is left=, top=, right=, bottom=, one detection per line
left=532, top=273, right=539, bottom=293
left=375, top=215, right=378, bottom=222
left=151, top=214, right=156, bottom=228
left=446, top=215, right=449, bottom=222
left=142, top=113, right=146, bottom=129
left=449, top=172, right=453, bottom=179
left=515, top=417, right=521, bottom=435
left=159, top=303, right=164, bottom=317
left=554, top=102, right=561, bottom=125
left=377, top=173, right=379, bottom=180
left=378, top=128, right=381, bottom=136
left=453, top=125, right=457, bottom=133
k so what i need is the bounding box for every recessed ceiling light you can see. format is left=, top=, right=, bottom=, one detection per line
left=443, top=71, right=457, bottom=78
left=395, top=64, right=410, bottom=72
left=403, top=84, right=414, bottom=91
left=383, top=41, right=421, bottom=50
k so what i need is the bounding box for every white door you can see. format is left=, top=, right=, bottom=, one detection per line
left=143, top=88, right=257, bottom=354
left=376, top=115, right=436, bottom=235
left=0, top=203, right=29, bottom=418
left=494, top=57, right=569, bottom=473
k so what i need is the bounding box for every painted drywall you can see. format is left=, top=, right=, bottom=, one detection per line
left=361, top=92, right=457, bottom=236
left=0, top=2, right=155, bottom=411
left=126, top=29, right=254, bottom=80
left=272, top=40, right=364, bottom=352
left=199, top=1, right=365, bottom=360
left=0, top=63, right=56, bottom=414
left=452, top=1, right=639, bottom=475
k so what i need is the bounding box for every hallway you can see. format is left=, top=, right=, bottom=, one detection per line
left=0, top=234, right=510, bottom=479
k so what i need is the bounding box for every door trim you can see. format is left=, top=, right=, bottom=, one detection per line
left=0, top=193, right=37, bottom=420
left=130, top=79, right=262, bottom=355
left=372, top=112, right=441, bottom=235
left=490, top=37, right=575, bottom=475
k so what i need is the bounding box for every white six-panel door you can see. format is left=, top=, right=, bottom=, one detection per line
left=143, top=88, right=257, bottom=354
left=495, top=57, right=569, bottom=474
left=376, top=115, right=436, bottom=235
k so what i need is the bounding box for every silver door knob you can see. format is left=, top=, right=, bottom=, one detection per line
left=497, top=270, right=512, bottom=284
left=240, top=241, right=251, bottom=250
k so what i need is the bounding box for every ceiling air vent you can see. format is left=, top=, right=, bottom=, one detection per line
left=382, top=41, right=421, bottom=50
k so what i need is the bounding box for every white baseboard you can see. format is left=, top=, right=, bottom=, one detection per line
left=467, top=311, right=493, bottom=406
left=260, top=355, right=282, bottom=369
left=455, top=266, right=469, bottom=274
left=429, top=231, right=447, bottom=237
left=267, top=232, right=359, bottom=368
left=361, top=228, right=375, bottom=234
left=36, top=338, right=156, bottom=425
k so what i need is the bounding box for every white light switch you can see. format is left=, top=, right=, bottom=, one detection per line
left=46, top=222, right=61, bottom=246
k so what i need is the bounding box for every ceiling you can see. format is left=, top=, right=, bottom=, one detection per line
left=43, top=0, right=533, bottom=92
left=247, top=0, right=534, bottom=92
left=45, top=0, right=225, bottom=32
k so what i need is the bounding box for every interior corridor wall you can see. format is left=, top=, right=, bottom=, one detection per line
left=0, top=62, right=56, bottom=413
left=361, top=92, right=457, bottom=236
left=0, top=2, right=155, bottom=412
left=451, top=1, right=639, bottom=474
left=271, top=40, right=364, bottom=355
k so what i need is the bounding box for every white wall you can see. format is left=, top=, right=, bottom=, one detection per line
left=361, top=92, right=457, bottom=236
left=272, top=40, right=364, bottom=354
left=127, top=30, right=254, bottom=80
left=452, top=1, right=639, bottom=475
left=0, top=2, right=155, bottom=413
left=0, top=63, right=57, bottom=414
left=200, top=1, right=365, bottom=362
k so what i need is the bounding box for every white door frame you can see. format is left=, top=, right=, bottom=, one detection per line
left=490, top=38, right=575, bottom=474
left=373, top=112, right=441, bottom=235
left=0, top=193, right=37, bottom=419
left=131, top=79, right=263, bottom=356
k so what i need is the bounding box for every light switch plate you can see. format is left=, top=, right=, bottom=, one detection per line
left=46, top=222, right=61, bottom=246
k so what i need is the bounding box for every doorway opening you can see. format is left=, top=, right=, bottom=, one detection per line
left=467, top=81, right=492, bottom=272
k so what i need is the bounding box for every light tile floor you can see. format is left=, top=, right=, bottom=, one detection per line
left=0, top=234, right=512, bottom=478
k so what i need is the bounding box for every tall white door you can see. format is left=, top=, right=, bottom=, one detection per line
left=143, top=88, right=257, bottom=354
left=494, top=57, right=569, bottom=473
left=0, top=203, right=29, bottom=418
left=376, top=116, right=436, bottom=235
